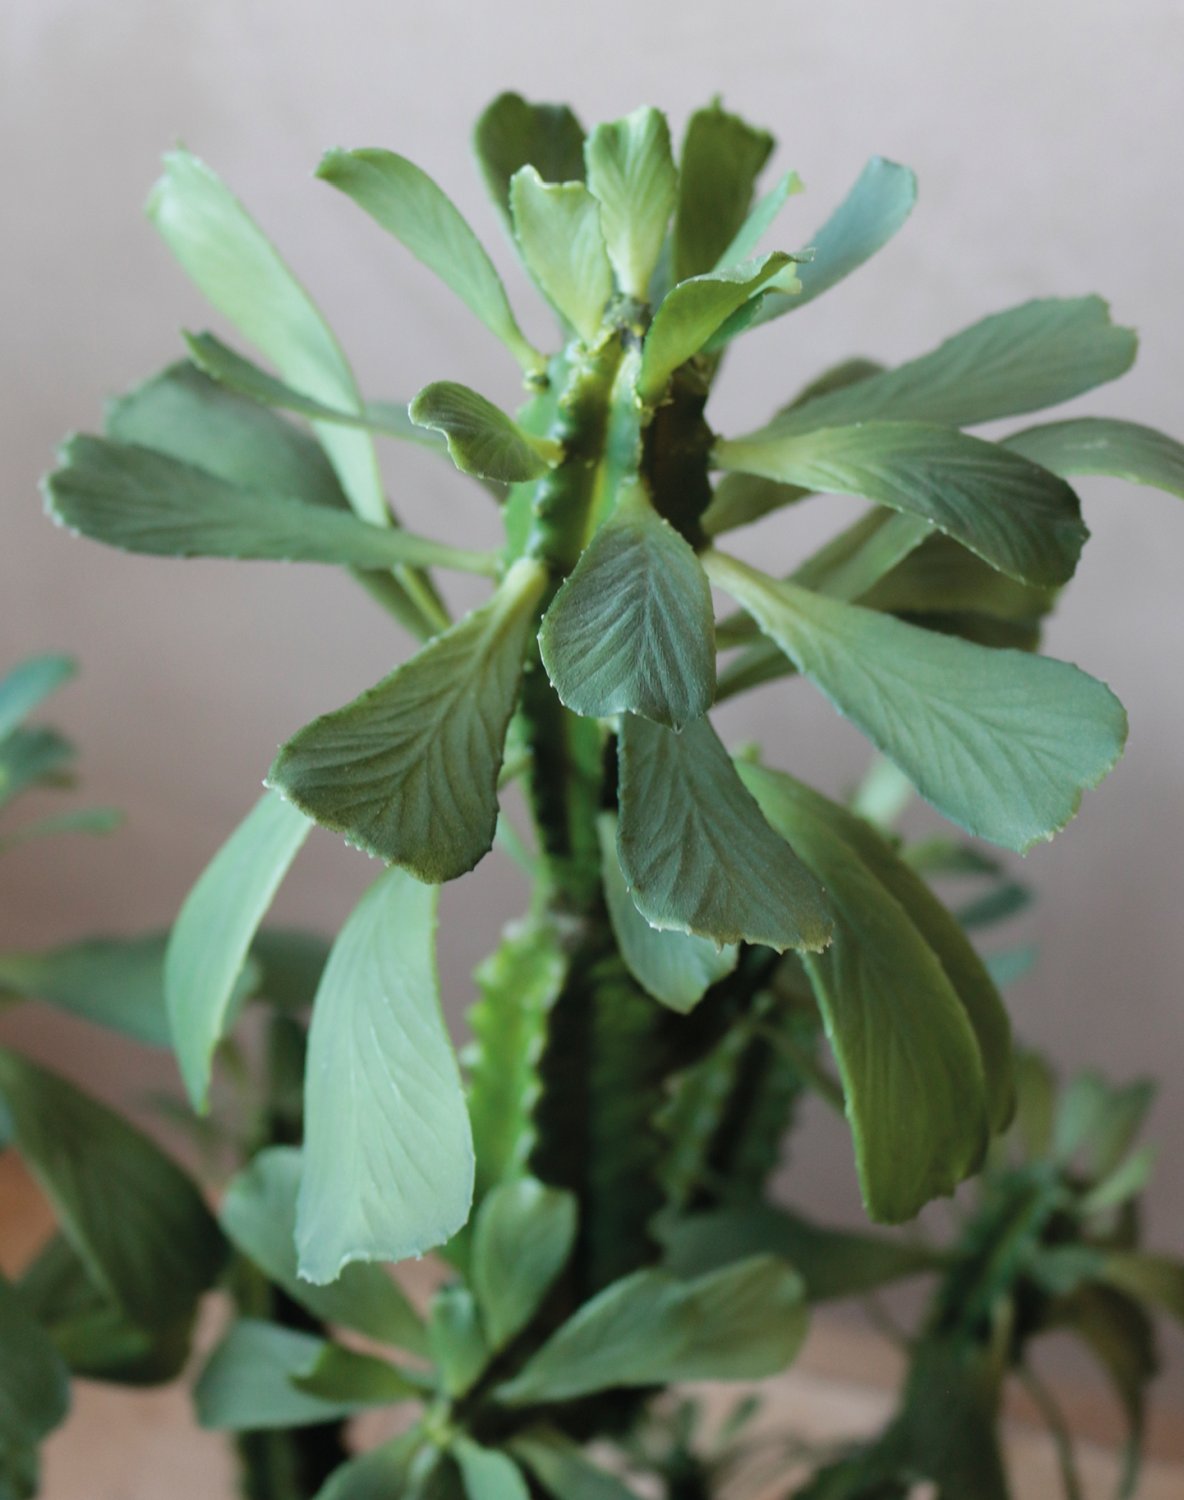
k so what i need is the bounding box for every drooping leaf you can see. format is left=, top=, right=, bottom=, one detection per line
left=474, top=92, right=587, bottom=222
left=0, top=656, right=74, bottom=743
left=429, top=1285, right=489, bottom=1398
left=220, top=1148, right=427, bottom=1354
left=296, top=869, right=473, bottom=1284
left=0, top=1049, right=224, bottom=1328
left=0, top=933, right=179, bottom=1048
left=538, top=483, right=715, bottom=727
left=1004, top=416, right=1184, bottom=498
left=616, top=713, right=832, bottom=952
left=496, top=1255, right=805, bottom=1404
left=165, top=790, right=312, bottom=1109
left=471, top=1177, right=577, bottom=1352
left=316, top=148, right=542, bottom=373
left=715, top=421, right=1087, bottom=587
left=0, top=806, right=121, bottom=856
left=584, top=107, right=677, bottom=299
left=44, top=435, right=496, bottom=576
left=269, top=559, right=546, bottom=882
left=409, top=382, right=560, bottom=483
left=512, top=1430, right=641, bottom=1500
left=597, top=813, right=738, bottom=1012
left=454, top=1440, right=531, bottom=1500
left=673, top=102, right=776, bottom=282
left=705, top=550, right=1128, bottom=852
left=509, top=170, right=612, bottom=345
left=0, top=1274, right=70, bottom=1459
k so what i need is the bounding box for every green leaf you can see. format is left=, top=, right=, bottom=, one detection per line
left=454, top=1440, right=530, bottom=1500
left=0, top=728, right=74, bottom=810
left=310, top=1433, right=423, bottom=1500
left=220, top=1148, right=427, bottom=1354
left=673, top=101, right=776, bottom=282
left=584, top=107, right=677, bottom=299
left=0, top=806, right=121, bottom=855
left=511, top=1430, right=641, bottom=1500
left=1079, top=1146, right=1155, bottom=1216
left=701, top=471, right=810, bottom=537
left=1102, top=1252, right=1184, bottom=1325
left=292, top=1343, right=418, bottom=1405
left=712, top=170, right=804, bottom=273
left=166, top=790, right=312, bottom=1109
left=616, top=713, right=832, bottom=952
left=409, top=382, right=560, bottom=483
left=428, top=1285, right=489, bottom=1398
left=860, top=530, right=1057, bottom=623
left=741, top=157, right=917, bottom=329
left=0, top=656, right=74, bottom=743
left=738, top=764, right=992, bottom=1220
left=296, top=869, right=473, bottom=1284
left=0, top=1274, right=70, bottom=1454
left=1013, top=1051, right=1057, bottom=1158
left=0, top=933, right=177, bottom=1048
left=705, top=550, right=1127, bottom=853
left=897, top=1337, right=1008, bottom=1500
left=597, top=813, right=737, bottom=1013
left=639, top=254, right=794, bottom=401
left=538, top=483, right=715, bottom=728
left=496, top=1255, right=805, bottom=1404
left=471, top=1177, right=577, bottom=1352
left=195, top=1321, right=390, bottom=1430
left=268, top=559, right=545, bottom=882
left=474, top=93, right=587, bottom=222
left=509, top=170, right=613, bottom=344
left=1004, top=416, right=1184, bottom=499
left=715, top=421, right=1086, bottom=587
left=758, top=296, right=1137, bottom=436
left=0, top=1049, right=224, bottom=1328
left=316, top=148, right=542, bottom=373
left=148, top=149, right=390, bottom=528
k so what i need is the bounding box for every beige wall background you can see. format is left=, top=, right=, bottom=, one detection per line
left=2, top=0, right=1182, bottom=1385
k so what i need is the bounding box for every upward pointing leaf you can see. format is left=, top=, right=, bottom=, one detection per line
left=509, top=169, right=613, bottom=344
left=471, top=1178, right=577, bottom=1353
left=706, top=550, right=1128, bottom=852
left=538, top=482, right=715, bottom=728
left=409, top=382, right=560, bottom=483
left=165, top=791, right=312, bottom=1110
left=0, top=656, right=74, bottom=743
left=316, top=148, right=543, bottom=373
left=474, top=92, right=587, bottom=223
left=454, top=1440, right=531, bottom=1500
left=268, top=559, right=547, bottom=882
left=296, top=869, right=473, bottom=1283
left=617, top=713, right=832, bottom=952
left=673, top=101, right=776, bottom=282
left=712, top=170, right=805, bottom=273
left=1004, top=417, right=1184, bottom=499
left=585, top=107, right=677, bottom=299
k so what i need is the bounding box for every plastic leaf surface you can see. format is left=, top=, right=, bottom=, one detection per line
left=409, top=382, right=559, bottom=483
left=471, top=1178, right=577, bottom=1352
left=584, top=107, right=677, bottom=299
left=509, top=169, right=613, bottom=344
left=711, top=170, right=804, bottom=273
left=474, top=92, right=587, bottom=221
left=673, top=102, right=775, bottom=282
left=1004, top=416, right=1184, bottom=498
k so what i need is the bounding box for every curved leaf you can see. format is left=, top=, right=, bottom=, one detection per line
left=673, top=102, right=776, bottom=282
left=454, top=1440, right=531, bottom=1500
left=471, top=1178, right=577, bottom=1352
left=474, top=92, right=587, bottom=222
left=409, top=382, right=560, bottom=483
left=585, top=107, right=677, bottom=299
left=509, top=170, right=613, bottom=344
left=1004, top=416, right=1184, bottom=498
left=0, top=933, right=176, bottom=1048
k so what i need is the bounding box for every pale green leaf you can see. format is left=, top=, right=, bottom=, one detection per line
left=673, top=102, right=776, bottom=281
left=296, top=869, right=473, bottom=1283
left=0, top=1049, right=224, bottom=1328
left=711, top=170, right=803, bottom=273
left=598, top=813, right=737, bottom=1012
left=268, top=559, right=546, bottom=881
left=715, top=421, right=1086, bottom=587
left=474, top=92, right=587, bottom=222
left=509, top=169, right=612, bottom=344
left=538, top=483, right=715, bottom=728
left=511, top=1431, right=641, bottom=1500
left=44, top=436, right=498, bottom=576
left=584, top=107, right=677, bottom=299
left=617, top=713, right=832, bottom=952
left=0, top=806, right=121, bottom=856
left=221, top=1148, right=427, bottom=1354
left=1079, top=1146, right=1155, bottom=1216
left=0, top=1274, right=70, bottom=1453
left=496, top=1256, right=805, bottom=1404
left=292, top=1343, right=419, bottom=1405
left=454, top=1440, right=530, bottom=1500
left=0, top=656, right=74, bottom=743
left=471, top=1177, right=577, bottom=1351
left=317, top=148, right=542, bottom=372
left=428, top=1285, right=489, bottom=1397
left=409, top=382, right=560, bottom=483
left=705, top=551, right=1127, bottom=852
left=166, top=791, right=312, bottom=1109
left=0, top=933, right=177, bottom=1048
left=1004, top=416, right=1184, bottom=498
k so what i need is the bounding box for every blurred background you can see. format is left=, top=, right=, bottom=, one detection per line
left=2, top=0, right=1182, bottom=1460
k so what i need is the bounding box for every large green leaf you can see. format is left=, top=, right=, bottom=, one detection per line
left=269, top=559, right=545, bottom=882
left=509, top=170, right=613, bottom=345
left=496, top=1255, right=805, bottom=1404
left=0, top=656, right=74, bottom=743
left=454, top=1440, right=530, bottom=1500
left=714, top=421, right=1086, bottom=587
left=597, top=813, right=737, bottom=1013
left=538, top=483, right=715, bottom=728
left=739, top=764, right=992, bottom=1220
left=296, top=869, right=473, bottom=1284
left=896, top=1337, right=1008, bottom=1500
left=639, top=254, right=794, bottom=401
left=511, top=1431, right=641, bottom=1500
left=0, top=933, right=177, bottom=1048
left=584, top=107, right=677, bottom=299
left=220, top=1148, right=427, bottom=1355
left=44, top=436, right=497, bottom=576
left=859, top=529, right=1057, bottom=623
left=672, top=101, right=775, bottom=283
left=471, top=1178, right=577, bottom=1352
left=0, top=1049, right=224, bottom=1328
left=706, top=551, right=1127, bottom=852
left=309, top=1433, right=423, bottom=1500
left=1004, top=416, right=1184, bottom=498
left=616, top=714, right=831, bottom=952
left=409, top=382, right=560, bottom=484
left=474, top=93, right=587, bottom=223
left=756, top=296, right=1137, bottom=437
left=166, top=790, right=312, bottom=1109
left=316, top=148, right=542, bottom=373
left=0, top=1274, right=70, bottom=1458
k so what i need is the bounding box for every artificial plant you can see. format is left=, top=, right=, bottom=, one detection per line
left=14, top=91, right=1184, bottom=1496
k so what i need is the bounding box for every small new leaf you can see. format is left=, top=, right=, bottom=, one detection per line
left=410, top=382, right=560, bottom=484
left=509, top=169, right=613, bottom=345
left=471, top=1178, right=577, bottom=1352
left=585, top=107, right=677, bottom=299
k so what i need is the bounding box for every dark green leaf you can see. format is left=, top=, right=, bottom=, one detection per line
left=509, top=170, right=612, bottom=345
left=1004, top=416, right=1184, bottom=499
left=512, top=1430, right=641, bottom=1500
left=1102, top=1252, right=1184, bottom=1325
left=0, top=933, right=177, bottom=1048
left=860, top=530, right=1057, bottom=623
left=0, top=1274, right=70, bottom=1453
left=310, top=1432, right=423, bottom=1500
left=471, top=1177, right=577, bottom=1352
left=428, top=1285, right=489, bottom=1398
left=269, top=560, right=545, bottom=881
left=409, top=382, right=559, bottom=483
left=584, top=108, right=677, bottom=299
left=617, top=713, right=832, bottom=952
left=474, top=93, right=587, bottom=222
left=701, top=471, right=811, bottom=537
left=897, top=1337, right=1008, bottom=1500
left=454, top=1439, right=530, bottom=1500
left=292, top=1343, right=418, bottom=1405
left=0, top=657, right=74, bottom=743
left=954, top=881, right=1031, bottom=930
left=0, top=729, right=74, bottom=810
left=673, top=102, right=776, bottom=282
left=296, top=870, right=473, bottom=1283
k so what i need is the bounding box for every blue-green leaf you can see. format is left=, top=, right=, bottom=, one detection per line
left=428, top=1285, right=489, bottom=1398
left=712, top=171, right=804, bottom=273
left=1004, top=417, right=1184, bottom=498
left=585, top=108, right=677, bottom=299
left=0, top=933, right=177, bottom=1048
left=511, top=1431, right=641, bottom=1500
left=454, top=1440, right=530, bottom=1500
left=509, top=170, right=613, bottom=345
left=409, top=382, right=560, bottom=483
left=474, top=93, right=587, bottom=222
left=0, top=656, right=74, bottom=743
left=673, top=102, right=775, bottom=282
left=471, top=1178, right=577, bottom=1352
